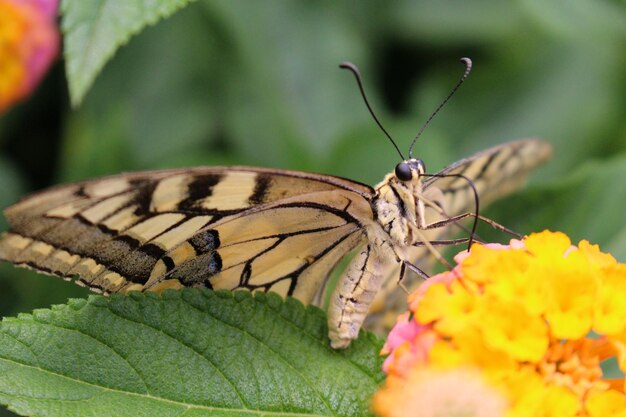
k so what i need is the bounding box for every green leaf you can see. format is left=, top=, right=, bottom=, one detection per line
left=61, top=0, right=197, bottom=106
left=58, top=5, right=227, bottom=180
left=0, top=290, right=384, bottom=417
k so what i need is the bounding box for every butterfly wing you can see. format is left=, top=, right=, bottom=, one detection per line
left=365, top=138, right=552, bottom=332
left=0, top=167, right=374, bottom=305
left=0, top=139, right=552, bottom=335
left=423, top=138, right=552, bottom=216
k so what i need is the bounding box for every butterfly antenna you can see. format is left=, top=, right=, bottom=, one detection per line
left=408, top=57, right=473, bottom=158
left=340, top=62, right=405, bottom=160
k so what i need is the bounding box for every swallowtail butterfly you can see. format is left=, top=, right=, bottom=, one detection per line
left=0, top=59, right=551, bottom=347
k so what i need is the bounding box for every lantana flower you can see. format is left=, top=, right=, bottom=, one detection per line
left=374, top=230, right=626, bottom=417
left=0, top=0, right=59, bottom=113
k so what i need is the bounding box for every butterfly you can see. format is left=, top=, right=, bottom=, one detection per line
left=0, top=138, right=550, bottom=346
left=0, top=59, right=552, bottom=348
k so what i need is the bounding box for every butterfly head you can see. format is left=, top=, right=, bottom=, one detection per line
left=394, top=159, right=425, bottom=182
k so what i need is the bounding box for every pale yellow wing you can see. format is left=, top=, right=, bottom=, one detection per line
left=0, top=167, right=373, bottom=305
left=423, top=138, right=552, bottom=216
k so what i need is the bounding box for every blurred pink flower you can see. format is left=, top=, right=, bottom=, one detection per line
left=0, top=0, right=59, bottom=113
left=381, top=313, right=437, bottom=376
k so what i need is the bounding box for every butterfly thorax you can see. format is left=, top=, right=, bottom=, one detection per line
left=371, top=158, right=427, bottom=249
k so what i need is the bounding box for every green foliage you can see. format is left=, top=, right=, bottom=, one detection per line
left=62, top=0, right=198, bottom=105
left=0, top=290, right=384, bottom=417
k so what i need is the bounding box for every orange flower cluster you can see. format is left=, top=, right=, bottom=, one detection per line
left=0, top=0, right=59, bottom=113
left=374, top=231, right=626, bottom=417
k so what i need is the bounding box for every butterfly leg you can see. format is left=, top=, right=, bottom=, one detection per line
left=402, top=260, right=429, bottom=280
left=327, top=243, right=386, bottom=349
left=393, top=260, right=428, bottom=295
left=416, top=189, right=520, bottom=237
left=424, top=212, right=521, bottom=237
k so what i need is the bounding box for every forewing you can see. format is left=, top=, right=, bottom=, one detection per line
left=424, top=138, right=552, bottom=216
left=0, top=167, right=373, bottom=305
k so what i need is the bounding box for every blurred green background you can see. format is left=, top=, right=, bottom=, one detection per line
left=0, top=0, right=624, bottom=399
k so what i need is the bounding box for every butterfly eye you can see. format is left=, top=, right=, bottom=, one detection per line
left=394, top=162, right=413, bottom=181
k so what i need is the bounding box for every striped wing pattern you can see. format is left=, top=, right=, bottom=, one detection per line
left=423, top=138, right=552, bottom=216
left=0, top=167, right=374, bottom=305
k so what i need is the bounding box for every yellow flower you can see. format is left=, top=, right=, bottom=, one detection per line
left=374, top=231, right=626, bottom=417
left=0, top=0, right=59, bottom=113
left=476, top=294, right=549, bottom=362
left=542, top=248, right=598, bottom=339
left=595, top=263, right=626, bottom=335
left=416, top=279, right=476, bottom=335
left=585, top=389, right=626, bottom=417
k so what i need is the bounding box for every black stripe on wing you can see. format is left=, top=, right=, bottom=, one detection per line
left=153, top=200, right=368, bottom=300
left=422, top=139, right=551, bottom=215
